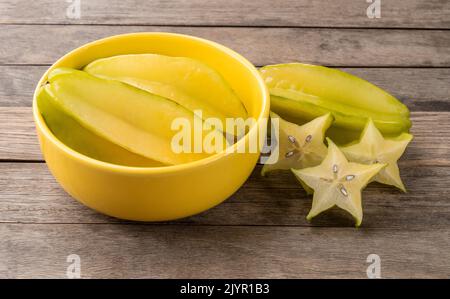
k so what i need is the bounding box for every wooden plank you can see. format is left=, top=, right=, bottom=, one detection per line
left=0, top=224, right=448, bottom=278
left=0, top=66, right=46, bottom=107
left=2, top=0, right=448, bottom=282
left=0, top=111, right=449, bottom=228
left=1, top=0, right=449, bottom=28
left=1, top=25, right=449, bottom=66
left=0, top=108, right=42, bottom=160
left=0, top=161, right=449, bottom=229
left=1, top=108, right=448, bottom=162
left=2, top=66, right=449, bottom=110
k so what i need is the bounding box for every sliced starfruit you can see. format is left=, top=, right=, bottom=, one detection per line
left=44, top=67, right=228, bottom=165
left=84, top=54, right=248, bottom=135
left=260, top=63, right=411, bottom=144
left=292, top=138, right=386, bottom=227
left=262, top=112, right=332, bottom=194
left=340, top=119, right=413, bottom=192
left=262, top=112, right=332, bottom=174
left=37, top=86, right=163, bottom=167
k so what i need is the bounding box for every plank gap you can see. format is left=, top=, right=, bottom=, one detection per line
left=1, top=23, right=450, bottom=30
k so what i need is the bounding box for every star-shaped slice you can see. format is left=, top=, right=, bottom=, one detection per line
left=262, top=112, right=333, bottom=175
left=292, top=138, right=386, bottom=226
left=340, top=119, right=413, bottom=192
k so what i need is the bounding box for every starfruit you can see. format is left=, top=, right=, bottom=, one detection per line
left=84, top=54, right=247, bottom=136
left=292, top=138, right=386, bottom=226
left=260, top=63, right=411, bottom=144
left=261, top=112, right=333, bottom=194
left=262, top=112, right=332, bottom=174
left=37, top=86, right=163, bottom=167
left=340, top=119, right=413, bottom=192
left=43, top=67, right=227, bottom=165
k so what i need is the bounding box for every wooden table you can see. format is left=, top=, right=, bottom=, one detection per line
left=0, top=0, right=449, bottom=278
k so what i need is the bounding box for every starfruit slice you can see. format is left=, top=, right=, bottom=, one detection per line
left=292, top=138, right=386, bottom=227
left=44, top=68, right=227, bottom=165
left=340, top=119, right=413, bottom=192
left=262, top=112, right=332, bottom=174
left=260, top=63, right=411, bottom=143
left=84, top=54, right=247, bottom=136
left=37, top=86, right=164, bottom=167
left=261, top=112, right=332, bottom=194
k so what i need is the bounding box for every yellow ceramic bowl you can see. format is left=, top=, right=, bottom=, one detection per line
left=33, top=32, right=270, bottom=221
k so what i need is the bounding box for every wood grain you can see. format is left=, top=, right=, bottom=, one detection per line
left=0, top=162, right=449, bottom=228
left=1, top=25, right=449, bottom=66
left=1, top=224, right=448, bottom=278
left=0, top=108, right=41, bottom=160
left=2, top=66, right=449, bottom=110
left=1, top=0, right=449, bottom=28
left=0, top=66, right=45, bottom=107
left=1, top=108, right=448, bottom=162
left=1, top=0, right=449, bottom=279
left=0, top=110, right=448, bottom=228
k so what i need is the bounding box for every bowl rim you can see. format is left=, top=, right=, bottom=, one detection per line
left=32, top=32, right=270, bottom=175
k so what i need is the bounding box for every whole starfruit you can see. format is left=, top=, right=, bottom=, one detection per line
left=260, top=63, right=411, bottom=144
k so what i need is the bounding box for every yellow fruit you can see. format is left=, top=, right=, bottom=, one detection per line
left=340, top=119, right=413, bottom=192
left=260, top=63, right=411, bottom=143
left=292, top=138, right=386, bottom=227
left=84, top=54, right=248, bottom=135
left=262, top=112, right=332, bottom=193
left=37, top=86, right=163, bottom=167
left=45, top=67, right=227, bottom=165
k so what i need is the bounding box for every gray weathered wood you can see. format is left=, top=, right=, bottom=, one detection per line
left=0, top=108, right=41, bottom=160
left=0, top=162, right=449, bottom=228
left=1, top=108, right=448, bottom=162
left=1, top=25, right=449, bottom=66
left=0, top=224, right=448, bottom=278
left=2, top=66, right=449, bottom=110
left=0, top=110, right=448, bottom=228
left=0, top=66, right=45, bottom=107
left=1, top=0, right=449, bottom=28
left=1, top=0, right=449, bottom=279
